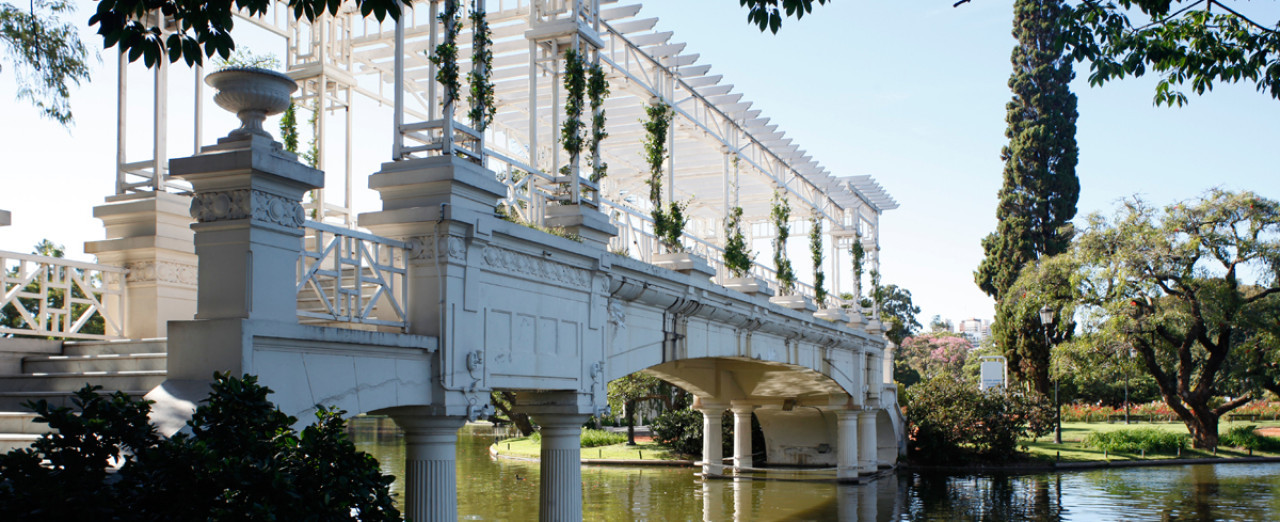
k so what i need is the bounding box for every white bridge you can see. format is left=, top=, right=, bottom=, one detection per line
left=0, top=1, right=902, bottom=520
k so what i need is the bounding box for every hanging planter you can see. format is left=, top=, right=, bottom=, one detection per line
left=206, top=67, right=297, bottom=139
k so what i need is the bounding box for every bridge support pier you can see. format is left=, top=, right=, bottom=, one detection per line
left=836, top=410, right=860, bottom=480
left=731, top=402, right=754, bottom=471
left=529, top=412, right=590, bottom=522
left=388, top=413, right=466, bottom=522
left=858, top=409, right=879, bottom=474
left=696, top=401, right=727, bottom=476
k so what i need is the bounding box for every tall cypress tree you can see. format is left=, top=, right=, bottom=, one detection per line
left=975, top=0, right=1079, bottom=396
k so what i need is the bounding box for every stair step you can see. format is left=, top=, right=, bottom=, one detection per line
left=0, top=390, right=153, bottom=411
left=0, top=433, right=41, bottom=454
left=0, top=371, right=166, bottom=394
left=0, top=412, right=50, bottom=434
left=61, top=340, right=167, bottom=356
left=23, top=353, right=167, bottom=374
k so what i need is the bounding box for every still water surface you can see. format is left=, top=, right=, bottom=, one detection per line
left=351, top=418, right=1280, bottom=521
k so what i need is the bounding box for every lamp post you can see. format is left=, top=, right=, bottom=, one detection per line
left=1039, top=305, right=1061, bottom=444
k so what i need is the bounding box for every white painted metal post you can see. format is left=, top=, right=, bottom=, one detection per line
left=194, top=65, right=203, bottom=153
left=836, top=410, right=859, bottom=480
left=857, top=410, right=877, bottom=474
left=390, top=415, right=466, bottom=522
left=153, top=50, right=168, bottom=192
left=116, top=50, right=127, bottom=195
left=731, top=403, right=753, bottom=471
left=531, top=413, right=590, bottom=521
left=393, top=11, right=405, bottom=160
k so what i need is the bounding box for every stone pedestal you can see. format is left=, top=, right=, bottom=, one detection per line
left=363, top=154, right=506, bottom=232
left=652, top=252, right=716, bottom=282
left=769, top=294, right=815, bottom=312
left=722, top=276, right=773, bottom=297
left=169, top=133, right=323, bottom=323
left=836, top=410, right=859, bottom=480
left=543, top=204, right=618, bottom=250
left=84, top=191, right=197, bottom=339
left=846, top=309, right=865, bottom=330
left=696, top=402, right=727, bottom=476
left=731, top=403, right=754, bottom=470
left=858, top=410, right=878, bottom=474
left=388, top=413, right=466, bottom=522
left=813, top=307, right=849, bottom=323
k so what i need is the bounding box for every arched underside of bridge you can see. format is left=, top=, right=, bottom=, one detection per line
left=641, top=356, right=899, bottom=467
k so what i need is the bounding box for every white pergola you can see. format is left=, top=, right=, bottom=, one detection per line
left=110, top=0, right=897, bottom=301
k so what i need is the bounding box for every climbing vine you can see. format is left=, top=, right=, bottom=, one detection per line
left=810, top=211, right=825, bottom=306
left=587, top=63, right=609, bottom=182
left=771, top=190, right=796, bottom=295
left=560, top=48, right=587, bottom=176
left=850, top=233, right=865, bottom=295
left=429, top=0, right=461, bottom=111
left=724, top=206, right=752, bottom=278
left=643, top=102, right=685, bottom=253
left=466, top=2, right=495, bottom=131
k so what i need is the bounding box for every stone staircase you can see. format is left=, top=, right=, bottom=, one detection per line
left=0, top=339, right=167, bottom=453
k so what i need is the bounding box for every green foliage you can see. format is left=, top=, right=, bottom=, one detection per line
left=877, top=284, right=921, bottom=347
left=580, top=429, right=626, bottom=448
left=0, top=373, right=399, bottom=521
left=906, top=377, right=1054, bottom=464
left=850, top=236, right=865, bottom=289
left=587, top=63, right=610, bottom=183
left=809, top=212, right=826, bottom=306
left=723, top=206, right=753, bottom=278
left=1000, top=253, right=1080, bottom=396
left=1068, top=189, right=1280, bottom=448
left=740, top=0, right=831, bottom=33
left=1081, top=428, right=1187, bottom=454
left=643, top=102, right=685, bottom=253
left=279, top=103, right=300, bottom=153
left=650, top=407, right=733, bottom=457
left=429, top=0, right=462, bottom=110
left=561, top=49, right=587, bottom=166
left=212, top=48, right=279, bottom=69
left=771, top=190, right=796, bottom=294
left=0, top=0, right=89, bottom=126
left=976, top=0, right=1079, bottom=397
left=1219, top=425, right=1280, bottom=452
left=1063, top=0, right=1280, bottom=105
left=467, top=4, right=495, bottom=132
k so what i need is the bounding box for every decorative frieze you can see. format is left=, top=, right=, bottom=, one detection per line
left=125, top=261, right=198, bottom=286
left=480, top=246, right=591, bottom=289
left=405, top=235, right=467, bottom=262
left=189, top=189, right=305, bottom=228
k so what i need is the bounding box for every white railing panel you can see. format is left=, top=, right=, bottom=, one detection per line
left=298, top=222, right=409, bottom=331
left=0, top=250, right=126, bottom=340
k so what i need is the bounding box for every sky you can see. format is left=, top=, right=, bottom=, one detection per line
left=2, top=1, right=1278, bottom=328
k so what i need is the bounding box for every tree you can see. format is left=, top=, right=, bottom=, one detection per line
left=1063, top=1, right=1280, bottom=106
left=877, top=284, right=921, bottom=346
left=906, top=377, right=1053, bottom=464
left=1067, top=190, right=1280, bottom=448
left=489, top=391, right=536, bottom=436
left=999, top=250, right=1080, bottom=396
left=0, top=373, right=400, bottom=520
left=1, top=0, right=89, bottom=125
left=975, top=0, right=1080, bottom=397
left=898, top=332, right=975, bottom=385
left=606, top=373, right=672, bottom=445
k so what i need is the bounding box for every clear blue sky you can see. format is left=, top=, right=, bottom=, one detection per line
left=2, top=1, right=1278, bottom=328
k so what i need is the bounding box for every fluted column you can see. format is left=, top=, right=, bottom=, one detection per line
left=530, top=413, right=590, bottom=522
left=858, top=410, right=878, bottom=474
left=730, top=402, right=754, bottom=471
left=388, top=414, right=466, bottom=522
left=697, top=404, right=727, bottom=476
left=836, top=410, right=860, bottom=480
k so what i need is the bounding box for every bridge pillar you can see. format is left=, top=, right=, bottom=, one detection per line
left=517, top=391, right=592, bottom=522
left=387, top=413, right=466, bottom=522
left=695, top=400, right=727, bottom=476
left=730, top=402, right=754, bottom=471
left=858, top=409, right=878, bottom=474
left=836, top=410, right=860, bottom=480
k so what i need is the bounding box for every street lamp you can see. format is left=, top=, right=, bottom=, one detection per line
left=1039, top=304, right=1061, bottom=445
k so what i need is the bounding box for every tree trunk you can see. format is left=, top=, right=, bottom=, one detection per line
left=1172, top=400, right=1220, bottom=449
left=492, top=391, right=536, bottom=436
left=625, top=400, right=637, bottom=446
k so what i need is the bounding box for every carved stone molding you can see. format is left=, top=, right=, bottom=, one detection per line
left=480, top=246, right=591, bottom=289
left=189, top=189, right=304, bottom=228
left=405, top=236, right=467, bottom=262
left=126, top=261, right=198, bottom=286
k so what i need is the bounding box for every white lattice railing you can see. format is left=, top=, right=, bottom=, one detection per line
left=297, top=222, right=409, bottom=331
left=0, top=250, right=126, bottom=340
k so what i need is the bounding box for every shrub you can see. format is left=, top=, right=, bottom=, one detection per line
left=0, top=373, right=399, bottom=521
left=580, top=428, right=626, bottom=448
left=1081, top=428, right=1187, bottom=454
left=906, top=377, right=1054, bottom=464
left=650, top=407, right=733, bottom=457
left=1219, top=425, right=1280, bottom=452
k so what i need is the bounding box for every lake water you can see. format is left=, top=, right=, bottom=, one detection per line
left=351, top=418, right=1280, bottom=520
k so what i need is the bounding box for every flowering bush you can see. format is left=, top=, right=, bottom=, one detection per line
left=899, top=333, right=974, bottom=382
left=906, top=377, right=1053, bottom=464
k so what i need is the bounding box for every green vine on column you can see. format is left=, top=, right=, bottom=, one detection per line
left=643, top=102, right=685, bottom=253
left=429, top=0, right=461, bottom=112
left=810, top=211, right=825, bottom=306
left=851, top=233, right=865, bottom=294
left=467, top=2, right=494, bottom=131
left=587, top=63, right=609, bottom=183
left=724, top=206, right=753, bottom=278
left=560, top=48, right=586, bottom=176
left=772, top=190, right=796, bottom=295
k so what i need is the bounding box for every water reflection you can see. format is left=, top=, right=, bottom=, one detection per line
left=349, top=418, right=1280, bottom=521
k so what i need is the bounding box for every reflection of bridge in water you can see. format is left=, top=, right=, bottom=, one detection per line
left=0, top=1, right=904, bottom=520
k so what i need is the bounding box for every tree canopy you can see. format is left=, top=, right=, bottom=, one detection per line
left=1, top=0, right=89, bottom=125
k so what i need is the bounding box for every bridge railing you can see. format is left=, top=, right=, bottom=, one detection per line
left=297, top=221, right=409, bottom=331
left=0, top=250, right=126, bottom=340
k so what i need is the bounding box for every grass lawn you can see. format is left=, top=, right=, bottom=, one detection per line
left=492, top=436, right=687, bottom=461
left=1021, top=420, right=1280, bottom=463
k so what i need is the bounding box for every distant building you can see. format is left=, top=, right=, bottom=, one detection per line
left=957, top=318, right=991, bottom=346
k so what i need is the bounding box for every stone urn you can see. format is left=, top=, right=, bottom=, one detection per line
left=205, top=67, right=297, bottom=138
